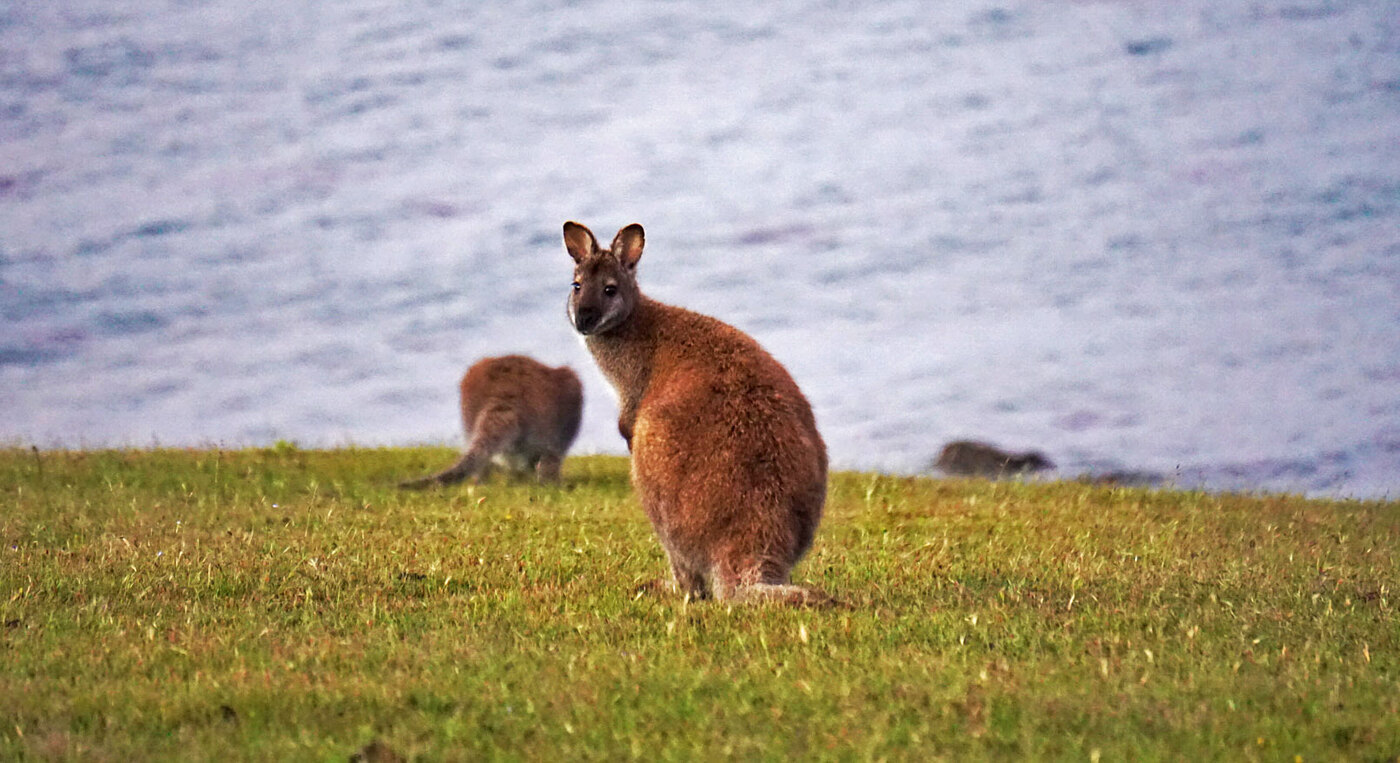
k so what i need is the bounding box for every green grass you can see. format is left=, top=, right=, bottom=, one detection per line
left=2, top=446, right=1397, bottom=761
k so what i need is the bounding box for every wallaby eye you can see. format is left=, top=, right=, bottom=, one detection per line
left=603, top=284, right=618, bottom=297
left=571, top=281, right=581, bottom=292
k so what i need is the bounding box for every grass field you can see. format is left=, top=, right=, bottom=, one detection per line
left=2, top=446, right=1397, bottom=761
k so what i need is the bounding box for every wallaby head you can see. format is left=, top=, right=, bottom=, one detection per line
left=564, top=221, right=644, bottom=336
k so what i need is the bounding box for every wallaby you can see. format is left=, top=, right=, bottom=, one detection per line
left=400, top=355, right=582, bottom=488
left=933, top=440, right=1054, bottom=478
left=563, top=221, right=829, bottom=605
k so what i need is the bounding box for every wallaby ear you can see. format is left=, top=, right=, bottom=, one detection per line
left=562, top=221, right=597, bottom=263
left=611, top=224, right=645, bottom=270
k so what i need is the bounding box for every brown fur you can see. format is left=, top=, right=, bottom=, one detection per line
left=933, top=440, right=1054, bottom=478
left=564, top=221, right=829, bottom=605
left=400, top=355, right=582, bottom=487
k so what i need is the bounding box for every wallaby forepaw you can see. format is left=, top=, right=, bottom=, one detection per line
left=632, top=578, right=673, bottom=599
left=633, top=578, right=712, bottom=603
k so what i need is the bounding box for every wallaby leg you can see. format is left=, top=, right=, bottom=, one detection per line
left=399, top=407, right=521, bottom=489
left=669, top=558, right=710, bottom=601
left=534, top=452, right=563, bottom=484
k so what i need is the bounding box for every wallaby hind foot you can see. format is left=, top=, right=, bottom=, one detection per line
left=728, top=583, right=838, bottom=608
left=633, top=578, right=833, bottom=607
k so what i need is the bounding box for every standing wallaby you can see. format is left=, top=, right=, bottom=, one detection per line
left=400, top=355, right=582, bottom=488
left=564, top=221, right=829, bottom=605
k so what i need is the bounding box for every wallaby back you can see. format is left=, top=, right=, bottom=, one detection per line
left=400, top=354, right=582, bottom=488
left=564, top=221, right=829, bottom=605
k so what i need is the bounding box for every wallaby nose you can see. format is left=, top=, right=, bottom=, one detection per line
left=574, top=306, right=601, bottom=334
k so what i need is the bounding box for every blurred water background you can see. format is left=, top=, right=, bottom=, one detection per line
left=2, top=0, right=1398, bottom=497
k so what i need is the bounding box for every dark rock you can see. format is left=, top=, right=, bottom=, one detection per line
left=933, top=440, right=1054, bottom=478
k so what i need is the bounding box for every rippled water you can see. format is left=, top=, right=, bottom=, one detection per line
left=2, top=0, right=1398, bottom=497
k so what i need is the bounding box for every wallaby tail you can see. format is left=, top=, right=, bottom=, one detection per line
left=398, top=406, right=522, bottom=489
left=398, top=450, right=483, bottom=489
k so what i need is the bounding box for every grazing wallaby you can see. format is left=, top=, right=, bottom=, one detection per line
left=564, top=221, right=829, bottom=605
left=933, top=440, right=1054, bottom=478
left=400, top=355, right=582, bottom=488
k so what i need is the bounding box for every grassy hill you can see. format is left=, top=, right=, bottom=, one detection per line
left=2, top=446, right=1396, bottom=760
